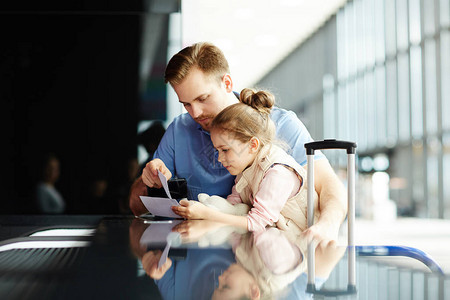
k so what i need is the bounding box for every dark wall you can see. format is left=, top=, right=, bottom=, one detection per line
left=0, top=3, right=158, bottom=214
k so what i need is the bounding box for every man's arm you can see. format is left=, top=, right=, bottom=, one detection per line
left=272, top=109, right=347, bottom=242
left=129, top=176, right=149, bottom=216
left=303, top=159, right=347, bottom=243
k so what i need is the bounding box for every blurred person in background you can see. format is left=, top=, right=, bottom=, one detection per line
left=137, top=120, right=166, bottom=174
left=85, top=174, right=116, bottom=214
left=35, top=153, right=66, bottom=214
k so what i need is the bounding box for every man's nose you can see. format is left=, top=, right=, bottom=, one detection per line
left=191, top=104, right=203, bottom=118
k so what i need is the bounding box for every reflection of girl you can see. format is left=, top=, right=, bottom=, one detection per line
left=173, top=88, right=319, bottom=234
left=213, top=228, right=307, bottom=300
left=213, top=228, right=346, bottom=300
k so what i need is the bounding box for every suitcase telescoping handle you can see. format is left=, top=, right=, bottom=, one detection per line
left=305, top=139, right=357, bottom=155
left=304, top=139, right=357, bottom=295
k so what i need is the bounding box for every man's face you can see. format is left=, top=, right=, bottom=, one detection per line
left=172, top=67, right=235, bottom=131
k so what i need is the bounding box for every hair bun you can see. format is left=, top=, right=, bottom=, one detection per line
left=239, top=88, right=274, bottom=114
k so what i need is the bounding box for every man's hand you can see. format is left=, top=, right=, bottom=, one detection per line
left=171, top=200, right=211, bottom=220
left=129, top=159, right=172, bottom=216
left=142, top=158, right=172, bottom=188
left=141, top=250, right=172, bottom=280
left=300, top=219, right=341, bottom=248
left=303, top=159, right=347, bottom=246
left=129, top=177, right=149, bottom=216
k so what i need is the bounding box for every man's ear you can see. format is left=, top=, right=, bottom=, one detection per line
left=249, top=137, right=260, bottom=153
left=222, top=74, right=233, bottom=92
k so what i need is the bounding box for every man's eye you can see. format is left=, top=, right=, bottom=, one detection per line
left=222, top=149, right=228, bottom=153
left=183, top=103, right=190, bottom=107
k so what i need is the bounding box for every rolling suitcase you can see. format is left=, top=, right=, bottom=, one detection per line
left=304, top=139, right=357, bottom=296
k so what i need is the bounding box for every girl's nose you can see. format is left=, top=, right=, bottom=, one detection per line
left=217, top=152, right=224, bottom=163
left=217, top=274, right=224, bottom=286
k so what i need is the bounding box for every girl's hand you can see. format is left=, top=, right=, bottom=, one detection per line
left=172, top=200, right=210, bottom=219
left=171, top=219, right=226, bottom=243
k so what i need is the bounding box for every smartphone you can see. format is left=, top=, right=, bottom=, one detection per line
left=147, top=177, right=187, bottom=200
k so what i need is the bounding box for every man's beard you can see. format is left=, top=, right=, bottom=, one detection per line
left=195, top=114, right=215, bottom=131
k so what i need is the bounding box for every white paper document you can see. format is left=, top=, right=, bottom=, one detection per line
left=139, top=170, right=181, bottom=218
left=140, top=196, right=180, bottom=218
left=158, top=170, right=172, bottom=199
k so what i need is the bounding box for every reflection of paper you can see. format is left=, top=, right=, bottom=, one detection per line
left=140, top=196, right=180, bottom=218
left=158, top=170, right=172, bottom=199
left=158, top=232, right=181, bottom=268
left=158, top=241, right=171, bottom=268
left=140, top=220, right=183, bottom=245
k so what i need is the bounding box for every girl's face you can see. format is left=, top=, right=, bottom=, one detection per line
left=211, top=129, right=259, bottom=175
left=212, top=264, right=260, bottom=300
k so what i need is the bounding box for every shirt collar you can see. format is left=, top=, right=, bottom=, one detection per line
left=197, top=124, right=210, bottom=136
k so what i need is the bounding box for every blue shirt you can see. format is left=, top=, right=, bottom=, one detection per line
left=156, top=249, right=235, bottom=300
left=154, top=107, right=325, bottom=201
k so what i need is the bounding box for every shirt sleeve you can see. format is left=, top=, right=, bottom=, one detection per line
left=226, top=183, right=242, bottom=205
left=247, top=165, right=301, bottom=232
left=255, top=228, right=302, bottom=274
left=273, top=109, right=326, bottom=166
left=153, top=122, right=176, bottom=176
left=154, top=262, right=175, bottom=300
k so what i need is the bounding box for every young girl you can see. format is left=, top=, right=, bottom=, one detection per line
left=172, top=88, right=320, bottom=234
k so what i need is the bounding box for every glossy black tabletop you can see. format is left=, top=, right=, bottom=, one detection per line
left=0, top=215, right=448, bottom=300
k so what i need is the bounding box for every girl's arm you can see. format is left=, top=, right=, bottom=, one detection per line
left=226, top=184, right=242, bottom=205
left=172, top=166, right=299, bottom=232
left=247, top=165, right=301, bottom=232
left=171, top=200, right=248, bottom=230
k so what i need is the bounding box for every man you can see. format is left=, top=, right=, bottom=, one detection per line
left=129, top=42, right=346, bottom=242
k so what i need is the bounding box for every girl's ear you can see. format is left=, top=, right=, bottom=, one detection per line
left=249, top=137, right=260, bottom=153
left=250, top=283, right=261, bottom=300
left=222, top=74, right=233, bottom=92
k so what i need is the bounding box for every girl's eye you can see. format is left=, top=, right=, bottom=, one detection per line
left=222, top=149, right=228, bottom=153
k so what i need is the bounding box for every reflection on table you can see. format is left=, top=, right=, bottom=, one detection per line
left=0, top=215, right=448, bottom=299
left=131, top=217, right=346, bottom=300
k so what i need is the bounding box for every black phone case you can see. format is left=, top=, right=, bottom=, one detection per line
left=147, top=178, right=188, bottom=200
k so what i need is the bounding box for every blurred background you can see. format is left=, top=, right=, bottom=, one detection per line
left=1, top=0, right=449, bottom=219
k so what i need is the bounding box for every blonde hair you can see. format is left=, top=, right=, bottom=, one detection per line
left=211, top=88, right=276, bottom=148
left=164, top=42, right=230, bottom=86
